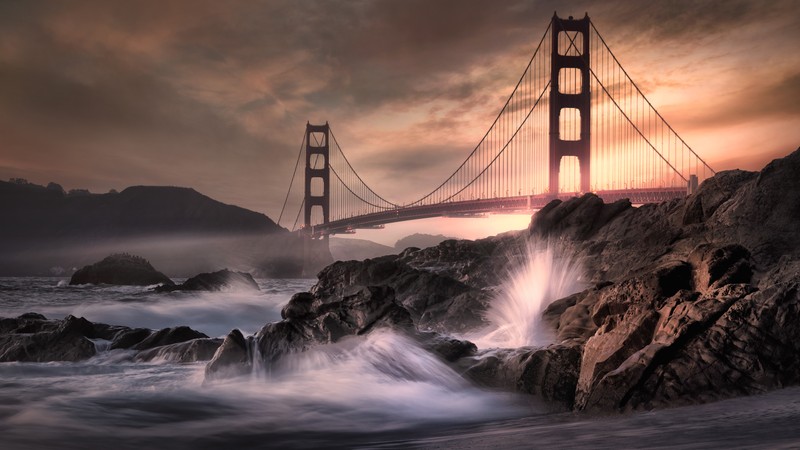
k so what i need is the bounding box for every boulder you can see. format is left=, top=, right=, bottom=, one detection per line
left=458, top=343, right=582, bottom=409
left=0, top=314, right=96, bottom=362
left=131, top=326, right=209, bottom=351
left=202, top=148, right=800, bottom=413
left=205, top=284, right=414, bottom=380
left=0, top=314, right=210, bottom=363
left=134, top=338, right=222, bottom=363
left=109, top=328, right=153, bottom=350
left=204, top=329, right=252, bottom=381
left=156, top=269, right=259, bottom=292
left=69, top=253, right=174, bottom=286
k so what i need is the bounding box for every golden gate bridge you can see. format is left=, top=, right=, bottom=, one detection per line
left=277, top=13, right=714, bottom=255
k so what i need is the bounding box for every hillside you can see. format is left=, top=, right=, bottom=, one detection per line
left=0, top=181, right=282, bottom=238
left=0, top=180, right=318, bottom=277
left=394, top=233, right=455, bottom=251
left=329, top=237, right=395, bottom=261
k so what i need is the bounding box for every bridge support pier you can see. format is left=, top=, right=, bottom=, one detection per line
left=302, top=122, right=330, bottom=277
left=549, top=13, right=591, bottom=195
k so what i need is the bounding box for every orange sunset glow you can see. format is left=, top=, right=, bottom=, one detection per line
left=1, top=0, right=798, bottom=245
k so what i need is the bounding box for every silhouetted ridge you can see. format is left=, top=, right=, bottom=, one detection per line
left=0, top=182, right=282, bottom=239
left=0, top=181, right=330, bottom=277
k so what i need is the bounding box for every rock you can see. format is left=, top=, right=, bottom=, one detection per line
left=530, top=194, right=631, bottom=241
left=307, top=245, right=504, bottom=333
left=203, top=148, right=800, bottom=413
left=0, top=314, right=96, bottom=362
left=681, top=169, right=757, bottom=225
left=156, top=269, right=259, bottom=292
left=527, top=151, right=800, bottom=411
left=69, top=253, right=174, bottom=286
left=459, top=343, right=582, bottom=409
left=0, top=314, right=210, bottom=363
left=634, top=282, right=800, bottom=407
left=134, top=338, right=222, bottom=363
left=205, top=284, right=414, bottom=380
left=131, top=326, right=209, bottom=351
left=17, top=312, right=47, bottom=320
left=418, top=332, right=477, bottom=362
left=110, top=328, right=153, bottom=350
left=517, top=344, right=583, bottom=407
left=204, top=329, right=252, bottom=381
left=689, top=244, right=753, bottom=291
left=281, top=292, right=314, bottom=320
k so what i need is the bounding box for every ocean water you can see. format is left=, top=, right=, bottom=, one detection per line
left=2, top=277, right=800, bottom=449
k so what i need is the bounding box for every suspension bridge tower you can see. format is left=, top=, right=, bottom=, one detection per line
left=302, top=122, right=330, bottom=275
left=549, top=13, right=591, bottom=194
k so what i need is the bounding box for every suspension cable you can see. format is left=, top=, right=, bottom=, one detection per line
left=406, top=21, right=553, bottom=207
left=277, top=132, right=306, bottom=227
left=438, top=81, right=550, bottom=203
left=556, top=16, right=688, bottom=182
left=328, top=127, right=399, bottom=208
left=588, top=20, right=715, bottom=174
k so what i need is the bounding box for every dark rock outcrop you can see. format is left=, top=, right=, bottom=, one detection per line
left=0, top=314, right=97, bottom=362
left=205, top=284, right=413, bottom=380
left=69, top=253, right=174, bottom=286
left=0, top=182, right=311, bottom=278
left=205, top=148, right=800, bottom=413
left=156, top=269, right=259, bottom=292
left=130, top=326, right=209, bottom=351
left=0, top=314, right=217, bottom=363
left=134, top=338, right=222, bottom=363
left=205, top=329, right=252, bottom=380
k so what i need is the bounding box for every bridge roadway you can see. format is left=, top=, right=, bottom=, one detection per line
left=308, top=187, right=687, bottom=238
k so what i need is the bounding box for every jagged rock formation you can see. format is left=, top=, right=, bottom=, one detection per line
left=0, top=313, right=219, bottom=363
left=69, top=253, right=174, bottom=286
left=205, top=286, right=414, bottom=380
left=155, top=269, right=260, bottom=292
left=329, top=237, right=395, bottom=261
left=206, top=148, right=800, bottom=413
left=394, top=233, right=454, bottom=251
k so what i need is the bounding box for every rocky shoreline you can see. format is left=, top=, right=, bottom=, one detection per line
left=0, top=313, right=219, bottom=363
left=2, top=148, right=798, bottom=414
left=206, top=147, right=800, bottom=411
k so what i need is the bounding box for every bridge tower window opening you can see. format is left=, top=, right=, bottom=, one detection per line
left=558, top=31, right=584, bottom=56
left=558, top=68, right=582, bottom=94
left=559, top=108, right=581, bottom=141
left=558, top=155, right=581, bottom=194
left=310, top=177, right=324, bottom=197
left=309, top=205, right=325, bottom=229
left=309, top=131, right=327, bottom=147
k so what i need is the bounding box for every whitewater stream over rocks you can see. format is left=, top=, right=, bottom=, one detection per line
left=2, top=277, right=800, bottom=449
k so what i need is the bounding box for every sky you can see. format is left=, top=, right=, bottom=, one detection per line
left=1, top=0, right=798, bottom=245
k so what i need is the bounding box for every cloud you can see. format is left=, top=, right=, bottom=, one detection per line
left=0, top=0, right=798, bottom=225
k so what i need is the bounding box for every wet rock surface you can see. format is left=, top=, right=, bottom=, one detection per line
left=203, top=148, right=800, bottom=414
left=0, top=314, right=216, bottom=363
left=156, top=269, right=259, bottom=292
left=69, top=253, right=174, bottom=286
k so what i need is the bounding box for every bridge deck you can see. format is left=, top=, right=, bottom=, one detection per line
left=308, top=187, right=686, bottom=237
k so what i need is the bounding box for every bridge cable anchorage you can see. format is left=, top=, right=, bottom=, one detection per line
left=406, top=21, right=553, bottom=207
left=277, top=132, right=307, bottom=228
left=555, top=16, right=690, bottom=183
left=589, top=22, right=715, bottom=175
